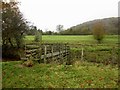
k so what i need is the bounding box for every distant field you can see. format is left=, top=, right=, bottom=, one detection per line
left=2, top=61, right=118, bottom=88
left=25, top=35, right=118, bottom=44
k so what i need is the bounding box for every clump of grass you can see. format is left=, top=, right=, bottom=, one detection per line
left=23, top=60, right=34, bottom=67
left=72, top=60, right=81, bottom=67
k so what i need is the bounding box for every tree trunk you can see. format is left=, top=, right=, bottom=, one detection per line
left=8, top=38, right=14, bottom=47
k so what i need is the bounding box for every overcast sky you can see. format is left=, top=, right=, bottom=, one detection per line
left=18, top=0, right=119, bottom=31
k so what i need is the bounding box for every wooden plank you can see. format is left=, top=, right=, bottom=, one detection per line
left=26, top=54, right=31, bottom=57
left=26, top=45, right=39, bottom=49
left=45, top=50, right=66, bottom=58
left=26, top=49, right=38, bottom=53
left=81, top=48, right=84, bottom=61
left=32, top=52, right=37, bottom=56
left=21, top=58, right=28, bottom=61
left=33, top=50, right=66, bottom=60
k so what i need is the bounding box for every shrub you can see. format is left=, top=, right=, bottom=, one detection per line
left=92, top=22, right=105, bottom=43
left=34, top=31, right=42, bottom=42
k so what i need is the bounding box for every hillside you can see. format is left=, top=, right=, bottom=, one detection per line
left=61, top=17, right=118, bottom=35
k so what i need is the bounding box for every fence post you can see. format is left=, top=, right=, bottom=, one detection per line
left=65, top=44, right=67, bottom=60
left=58, top=44, right=60, bottom=62
left=51, top=44, right=54, bottom=61
left=38, top=31, right=42, bottom=63
left=66, top=45, right=71, bottom=65
left=44, top=45, right=47, bottom=63
left=81, top=47, right=84, bottom=61
left=38, top=45, right=42, bottom=63
left=61, top=44, right=63, bottom=64
left=25, top=42, right=27, bottom=60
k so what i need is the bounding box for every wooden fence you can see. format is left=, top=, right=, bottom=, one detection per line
left=70, top=44, right=118, bottom=65
left=20, top=43, right=70, bottom=64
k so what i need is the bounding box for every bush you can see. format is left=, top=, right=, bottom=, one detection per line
left=34, top=31, right=42, bottom=42
left=92, top=22, right=105, bottom=43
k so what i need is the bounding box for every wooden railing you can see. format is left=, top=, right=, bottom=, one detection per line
left=20, top=43, right=70, bottom=64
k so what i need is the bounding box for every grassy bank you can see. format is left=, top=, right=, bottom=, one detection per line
left=2, top=61, right=118, bottom=88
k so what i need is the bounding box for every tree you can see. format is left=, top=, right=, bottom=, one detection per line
left=56, top=25, right=64, bottom=33
left=27, top=25, right=37, bottom=35
left=38, top=29, right=43, bottom=34
left=92, top=22, right=105, bottom=43
left=2, top=1, right=28, bottom=48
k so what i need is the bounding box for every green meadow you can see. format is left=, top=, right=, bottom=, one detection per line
left=2, top=35, right=119, bottom=88
left=25, top=35, right=118, bottom=44
left=2, top=61, right=118, bottom=88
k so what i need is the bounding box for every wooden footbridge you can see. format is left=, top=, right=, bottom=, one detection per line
left=20, top=43, right=70, bottom=64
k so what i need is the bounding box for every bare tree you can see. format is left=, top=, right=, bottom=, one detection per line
left=56, top=25, right=64, bottom=33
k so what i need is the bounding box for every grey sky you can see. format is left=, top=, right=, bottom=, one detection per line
left=18, top=0, right=119, bottom=31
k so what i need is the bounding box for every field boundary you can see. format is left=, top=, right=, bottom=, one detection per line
left=20, top=43, right=70, bottom=64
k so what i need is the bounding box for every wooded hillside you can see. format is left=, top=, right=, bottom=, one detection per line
left=61, top=17, right=118, bottom=35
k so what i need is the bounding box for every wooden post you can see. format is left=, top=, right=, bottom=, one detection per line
left=57, top=44, right=60, bottom=61
left=59, top=44, right=62, bottom=63
left=81, top=47, right=84, bottom=61
left=66, top=45, right=71, bottom=65
left=51, top=44, right=53, bottom=61
left=65, top=44, right=67, bottom=59
left=38, top=31, right=42, bottom=63
left=44, top=45, right=47, bottom=63
left=25, top=42, right=26, bottom=59
left=61, top=44, right=63, bottom=64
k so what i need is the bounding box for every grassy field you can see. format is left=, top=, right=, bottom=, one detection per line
left=25, top=35, right=118, bottom=44
left=2, top=61, right=118, bottom=88
left=25, top=35, right=118, bottom=64
left=2, top=35, right=119, bottom=88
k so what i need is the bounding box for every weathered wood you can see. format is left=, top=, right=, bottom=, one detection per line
left=66, top=45, right=71, bottom=65
left=26, top=49, right=38, bottom=53
left=21, top=58, right=28, bottom=61
left=51, top=45, right=53, bottom=61
left=26, top=45, right=39, bottom=49
left=26, top=54, right=31, bottom=57
left=39, top=32, right=42, bottom=63
left=44, top=45, right=47, bottom=63
left=21, top=43, right=70, bottom=64
left=81, top=48, right=84, bottom=61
